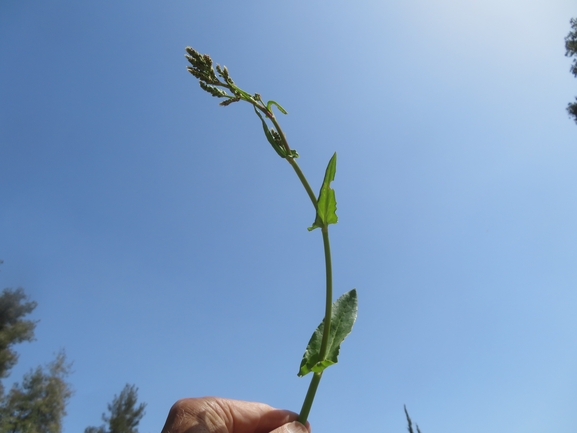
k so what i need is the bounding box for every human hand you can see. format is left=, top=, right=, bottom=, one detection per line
left=161, top=397, right=311, bottom=433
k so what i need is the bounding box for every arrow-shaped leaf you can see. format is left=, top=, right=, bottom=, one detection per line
left=308, top=153, right=338, bottom=231
left=298, top=289, right=358, bottom=377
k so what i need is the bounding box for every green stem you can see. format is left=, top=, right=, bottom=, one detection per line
left=252, top=98, right=333, bottom=426
left=287, top=158, right=318, bottom=211
left=318, top=226, right=333, bottom=361
left=264, top=110, right=317, bottom=212
left=297, top=372, right=322, bottom=424
left=193, top=59, right=342, bottom=426
left=268, top=112, right=291, bottom=153
left=298, top=226, right=333, bottom=425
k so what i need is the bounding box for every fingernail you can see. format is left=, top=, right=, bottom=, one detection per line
left=284, top=421, right=308, bottom=433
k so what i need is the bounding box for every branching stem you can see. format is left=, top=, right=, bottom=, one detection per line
left=263, top=104, right=334, bottom=427
left=185, top=50, right=340, bottom=426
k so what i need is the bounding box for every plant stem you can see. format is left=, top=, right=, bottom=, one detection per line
left=259, top=109, right=317, bottom=212
left=287, top=158, right=318, bottom=211
left=256, top=102, right=334, bottom=426
left=318, top=226, right=333, bottom=361
left=297, top=226, right=333, bottom=425
left=298, top=372, right=322, bottom=424
left=190, top=55, right=344, bottom=426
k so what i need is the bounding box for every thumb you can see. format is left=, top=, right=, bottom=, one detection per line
left=270, top=420, right=311, bottom=433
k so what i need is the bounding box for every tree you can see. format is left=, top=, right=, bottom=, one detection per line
left=0, top=351, right=73, bottom=433
left=565, top=18, right=577, bottom=123
left=84, top=384, right=146, bottom=433
left=0, top=288, right=73, bottom=433
left=0, top=288, right=37, bottom=394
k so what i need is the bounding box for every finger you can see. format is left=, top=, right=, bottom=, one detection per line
left=161, top=397, right=311, bottom=433
left=207, top=398, right=303, bottom=433
left=269, top=420, right=310, bottom=433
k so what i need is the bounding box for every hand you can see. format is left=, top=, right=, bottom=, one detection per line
left=161, top=397, right=311, bottom=433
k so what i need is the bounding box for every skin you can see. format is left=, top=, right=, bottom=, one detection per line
left=161, top=398, right=312, bottom=433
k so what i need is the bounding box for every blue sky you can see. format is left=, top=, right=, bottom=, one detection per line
left=1, top=1, right=576, bottom=432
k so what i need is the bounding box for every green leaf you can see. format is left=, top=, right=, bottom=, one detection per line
left=298, top=289, right=358, bottom=377
left=253, top=107, right=286, bottom=158
left=266, top=100, right=288, bottom=115
left=308, top=153, right=338, bottom=231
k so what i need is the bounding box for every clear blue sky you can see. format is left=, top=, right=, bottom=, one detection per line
left=1, top=1, right=576, bottom=432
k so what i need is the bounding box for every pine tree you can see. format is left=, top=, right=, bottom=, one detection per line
left=565, top=18, right=577, bottom=123
left=85, top=384, right=146, bottom=433
left=0, top=352, right=73, bottom=433
left=0, top=288, right=37, bottom=394
left=0, top=288, right=73, bottom=433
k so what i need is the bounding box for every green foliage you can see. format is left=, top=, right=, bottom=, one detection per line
left=84, top=427, right=106, bottom=433
left=565, top=18, right=577, bottom=124
left=84, top=384, right=146, bottom=433
left=308, top=153, right=338, bottom=231
left=254, top=107, right=291, bottom=159
left=0, top=288, right=38, bottom=390
left=565, top=18, right=577, bottom=77
left=185, top=47, right=298, bottom=159
left=298, top=289, right=358, bottom=377
left=0, top=351, right=73, bottom=433
left=185, top=48, right=358, bottom=424
left=0, top=289, right=72, bottom=433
